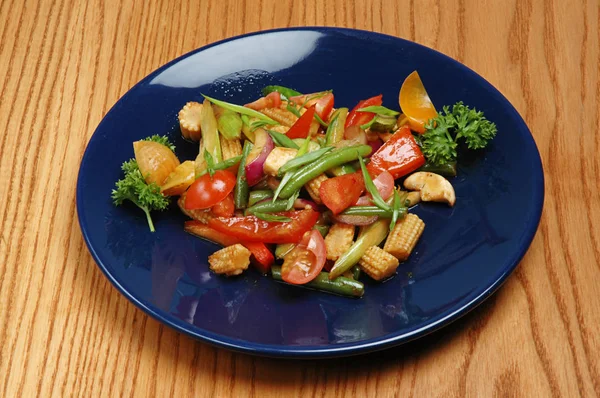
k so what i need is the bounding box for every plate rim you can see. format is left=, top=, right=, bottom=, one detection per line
left=76, top=26, right=545, bottom=358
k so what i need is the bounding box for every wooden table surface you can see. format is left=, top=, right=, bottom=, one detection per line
left=1, top=0, right=599, bottom=396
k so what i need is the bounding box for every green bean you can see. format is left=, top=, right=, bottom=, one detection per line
left=267, top=130, right=299, bottom=149
left=196, top=155, right=242, bottom=178
left=325, top=108, right=348, bottom=145
left=278, top=145, right=372, bottom=199
left=271, top=266, right=364, bottom=298
left=329, top=219, right=390, bottom=280
left=248, top=190, right=274, bottom=206
left=352, top=265, right=362, bottom=280
left=327, top=163, right=356, bottom=177
left=418, top=161, right=457, bottom=177
left=234, top=142, right=253, bottom=209
left=262, top=85, right=302, bottom=98
left=340, top=206, right=391, bottom=217
left=313, top=224, right=330, bottom=237
left=277, top=147, right=334, bottom=177
left=246, top=199, right=289, bottom=215
left=253, top=212, right=291, bottom=222
left=340, top=206, right=407, bottom=218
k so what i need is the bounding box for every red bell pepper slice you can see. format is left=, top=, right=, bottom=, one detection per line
left=184, top=221, right=239, bottom=246
left=367, top=125, right=426, bottom=179
left=184, top=221, right=274, bottom=272
left=319, top=172, right=365, bottom=214
left=345, top=94, right=383, bottom=128
left=243, top=241, right=275, bottom=273
left=286, top=105, right=316, bottom=139
left=208, top=209, right=319, bottom=244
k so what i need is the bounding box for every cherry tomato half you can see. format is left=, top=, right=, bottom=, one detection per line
left=184, top=170, right=236, bottom=210
left=290, top=92, right=335, bottom=121
left=244, top=91, right=282, bottom=110
left=281, top=230, right=326, bottom=284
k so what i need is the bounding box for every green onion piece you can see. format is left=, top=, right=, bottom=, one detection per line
left=286, top=190, right=300, bottom=210
left=313, top=112, right=329, bottom=128
left=390, top=189, right=401, bottom=231
left=357, top=105, right=400, bottom=116
left=217, top=110, right=243, bottom=140
left=200, top=99, right=222, bottom=162
left=298, top=136, right=312, bottom=156
left=360, top=117, right=378, bottom=130
left=304, top=90, right=332, bottom=103
left=240, top=114, right=256, bottom=143
left=250, top=119, right=278, bottom=131
left=272, top=172, right=293, bottom=202
left=202, top=94, right=277, bottom=123
left=358, top=155, right=391, bottom=212
left=324, top=113, right=339, bottom=145
left=203, top=150, right=216, bottom=177
left=286, top=103, right=302, bottom=118
left=253, top=212, right=292, bottom=222
left=267, top=130, right=300, bottom=149
left=241, top=114, right=250, bottom=126
left=196, top=155, right=242, bottom=178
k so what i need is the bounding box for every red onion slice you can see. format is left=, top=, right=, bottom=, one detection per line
left=245, top=129, right=274, bottom=186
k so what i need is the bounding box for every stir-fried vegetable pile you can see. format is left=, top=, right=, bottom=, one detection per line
left=112, top=71, right=496, bottom=297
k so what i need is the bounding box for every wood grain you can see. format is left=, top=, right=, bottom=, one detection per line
left=1, top=0, right=599, bottom=396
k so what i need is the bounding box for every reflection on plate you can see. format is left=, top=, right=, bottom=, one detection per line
left=77, top=27, right=543, bottom=357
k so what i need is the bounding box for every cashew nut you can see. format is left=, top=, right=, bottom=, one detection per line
left=403, top=172, right=456, bottom=206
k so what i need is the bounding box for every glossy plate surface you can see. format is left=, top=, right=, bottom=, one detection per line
left=77, top=28, right=544, bottom=357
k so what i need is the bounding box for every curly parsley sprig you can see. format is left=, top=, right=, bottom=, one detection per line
left=142, top=134, right=176, bottom=152
left=111, top=135, right=174, bottom=232
left=420, top=102, right=497, bottom=165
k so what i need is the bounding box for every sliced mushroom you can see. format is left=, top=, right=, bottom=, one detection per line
left=403, top=172, right=456, bottom=206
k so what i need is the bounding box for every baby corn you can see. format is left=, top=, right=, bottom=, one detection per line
left=305, top=174, right=328, bottom=204
left=260, top=107, right=298, bottom=127
left=178, top=193, right=212, bottom=224
left=208, top=244, right=251, bottom=276
left=383, top=213, right=425, bottom=261
left=359, top=246, right=399, bottom=281
left=220, top=137, right=242, bottom=160
left=324, top=223, right=355, bottom=261
left=178, top=101, right=203, bottom=141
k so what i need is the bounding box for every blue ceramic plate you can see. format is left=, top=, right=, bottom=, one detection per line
left=77, top=27, right=544, bottom=358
